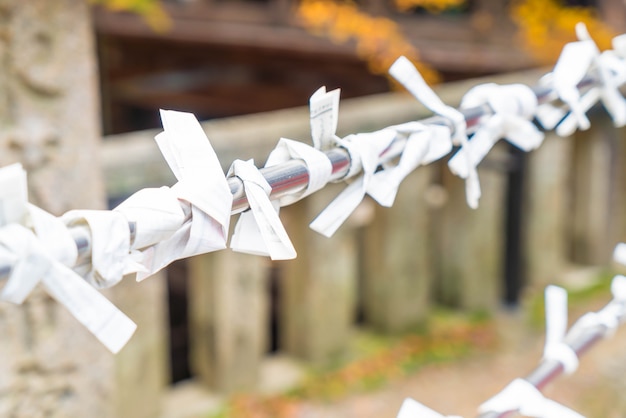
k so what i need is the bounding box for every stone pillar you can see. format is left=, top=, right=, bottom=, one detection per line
left=361, top=166, right=434, bottom=332
left=0, top=2, right=168, bottom=417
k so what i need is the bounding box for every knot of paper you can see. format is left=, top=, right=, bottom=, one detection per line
left=0, top=163, right=136, bottom=353
left=570, top=275, right=626, bottom=339
left=543, top=285, right=579, bottom=374
left=368, top=122, right=451, bottom=207
left=449, top=83, right=544, bottom=184
left=229, top=159, right=296, bottom=260
left=119, top=109, right=232, bottom=281
left=555, top=23, right=626, bottom=136
left=536, top=24, right=598, bottom=134
left=396, top=398, right=462, bottom=418
left=389, top=56, right=480, bottom=209
left=309, top=129, right=397, bottom=237
left=0, top=223, right=136, bottom=353
left=62, top=210, right=138, bottom=289
left=264, top=138, right=333, bottom=206
left=479, top=378, right=585, bottom=418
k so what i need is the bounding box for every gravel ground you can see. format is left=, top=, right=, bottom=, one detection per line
left=295, top=300, right=626, bottom=418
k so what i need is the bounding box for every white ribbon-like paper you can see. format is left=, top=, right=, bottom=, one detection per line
left=265, top=137, right=333, bottom=206
left=129, top=109, right=233, bottom=280
left=229, top=159, right=297, bottom=260
left=389, top=56, right=481, bottom=208
left=396, top=398, right=462, bottom=418
left=309, top=129, right=397, bottom=237
left=536, top=25, right=597, bottom=134
left=368, top=122, right=451, bottom=207
left=310, top=86, right=341, bottom=151
left=396, top=398, right=461, bottom=418
left=479, top=378, right=585, bottom=418
left=556, top=24, right=626, bottom=136
left=543, top=285, right=579, bottom=374
left=0, top=164, right=136, bottom=353
left=62, top=209, right=133, bottom=288
left=0, top=224, right=136, bottom=353
left=570, top=274, right=626, bottom=338
left=448, top=83, right=544, bottom=178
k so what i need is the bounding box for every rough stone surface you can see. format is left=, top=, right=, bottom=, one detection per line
left=0, top=2, right=152, bottom=417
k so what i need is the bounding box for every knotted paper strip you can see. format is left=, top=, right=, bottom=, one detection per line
left=556, top=24, right=626, bottom=136
left=0, top=224, right=136, bottom=353
left=536, top=28, right=597, bottom=134
left=396, top=398, right=462, bottom=418
left=229, top=159, right=297, bottom=260
left=543, top=285, right=579, bottom=374
left=309, top=129, right=397, bottom=237
left=570, top=274, right=626, bottom=339
left=449, top=83, right=544, bottom=179
left=129, top=109, right=233, bottom=280
left=479, top=378, right=585, bottom=418
left=389, top=56, right=481, bottom=208
left=265, top=137, right=333, bottom=206
left=368, top=122, right=451, bottom=207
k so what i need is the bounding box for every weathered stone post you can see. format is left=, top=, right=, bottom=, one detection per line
left=0, top=2, right=168, bottom=417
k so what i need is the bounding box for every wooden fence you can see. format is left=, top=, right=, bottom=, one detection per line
left=100, top=69, right=626, bottom=407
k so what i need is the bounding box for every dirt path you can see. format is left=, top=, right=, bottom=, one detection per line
left=296, top=306, right=626, bottom=418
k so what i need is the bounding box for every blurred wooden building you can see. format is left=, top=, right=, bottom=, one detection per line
left=92, top=0, right=549, bottom=135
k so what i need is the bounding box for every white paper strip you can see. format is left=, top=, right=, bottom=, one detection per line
left=368, top=123, right=451, bottom=207
left=449, top=83, right=544, bottom=178
left=556, top=24, right=626, bottom=135
left=310, top=86, right=341, bottom=151
left=0, top=163, right=28, bottom=227
left=396, top=398, right=462, bottom=418
left=309, top=129, right=397, bottom=237
left=479, top=378, right=585, bottom=418
left=389, top=56, right=481, bottom=208
left=543, top=285, right=579, bottom=374
left=265, top=137, right=333, bottom=206
left=0, top=223, right=136, bottom=353
left=229, top=159, right=297, bottom=260
left=62, top=210, right=131, bottom=288
left=129, top=110, right=233, bottom=280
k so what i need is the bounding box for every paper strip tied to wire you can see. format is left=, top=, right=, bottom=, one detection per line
left=396, top=398, right=462, bottom=418
left=309, top=128, right=397, bottom=237
left=368, top=121, right=452, bottom=207
left=543, top=285, right=579, bottom=374
left=120, top=109, right=233, bottom=280
left=389, top=56, right=481, bottom=209
left=229, top=159, right=297, bottom=260
left=568, top=274, right=626, bottom=340
left=448, top=82, right=544, bottom=179
left=534, top=22, right=626, bottom=136
left=478, top=378, right=584, bottom=418
left=0, top=163, right=136, bottom=353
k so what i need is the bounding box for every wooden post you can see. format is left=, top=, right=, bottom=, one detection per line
left=435, top=145, right=507, bottom=310
left=188, top=251, right=268, bottom=392
left=523, top=132, right=573, bottom=287
left=361, top=166, right=434, bottom=332
left=570, top=112, right=617, bottom=265
left=279, top=185, right=358, bottom=364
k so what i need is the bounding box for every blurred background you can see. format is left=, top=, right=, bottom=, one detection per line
left=91, top=1, right=626, bottom=418
left=1, top=1, right=626, bottom=417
